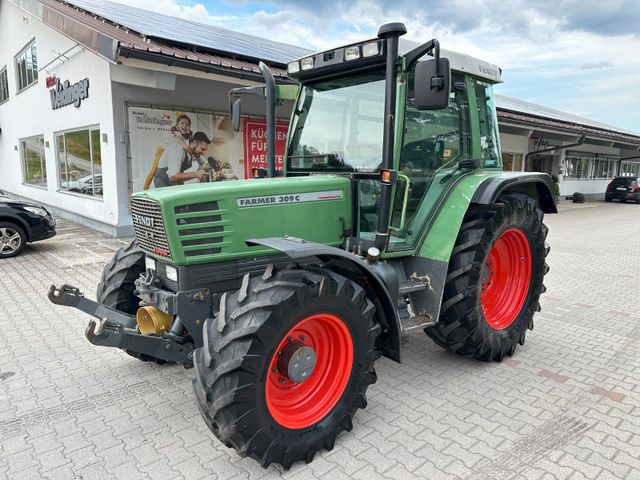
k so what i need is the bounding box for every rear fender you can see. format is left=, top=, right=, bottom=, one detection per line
left=246, top=237, right=402, bottom=363
left=471, top=172, right=558, bottom=213
left=418, top=171, right=556, bottom=264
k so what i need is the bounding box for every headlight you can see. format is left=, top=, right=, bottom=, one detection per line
left=165, top=265, right=178, bottom=282
left=287, top=61, right=300, bottom=74
left=362, top=41, right=380, bottom=57
left=145, top=256, right=155, bottom=271
left=23, top=206, right=48, bottom=217
left=344, top=46, right=360, bottom=61
left=300, top=57, right=314, bottom=70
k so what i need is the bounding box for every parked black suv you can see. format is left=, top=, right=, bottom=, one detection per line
left=605, top=176, right=640, bottom=203
left=0, top=192, right=56, bottom=258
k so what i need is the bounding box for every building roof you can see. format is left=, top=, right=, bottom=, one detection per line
left=67, top=0, right=311, bottom=65
left=496, top=94, right=640, bottom=147
left=18, top=0, right=297, bottom=79
left=496, top=95, right=639, bottom=137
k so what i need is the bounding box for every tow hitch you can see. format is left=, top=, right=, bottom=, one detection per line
left=48, top=284, right=194, bottom=364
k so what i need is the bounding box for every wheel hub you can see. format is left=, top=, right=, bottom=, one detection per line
left=266, top=313, right=354, bottom=429
left=278, top=340, right=317, bottom=383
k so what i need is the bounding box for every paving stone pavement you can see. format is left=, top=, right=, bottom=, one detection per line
left=1, top=200, right=639, bottom=480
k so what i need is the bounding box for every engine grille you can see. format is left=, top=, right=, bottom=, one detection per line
left=131, top=198, right=172, bottom=259
left=174, top=201, right=225, bottom=258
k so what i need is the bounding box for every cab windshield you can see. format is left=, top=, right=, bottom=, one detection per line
left=287, top=71, right=385, bottom=172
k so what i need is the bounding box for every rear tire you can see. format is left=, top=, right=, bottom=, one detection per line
left=425, top=193, right=548, bottom=361
left=605, top=195, right=612, bottom=202
left=193, top=267, right=380, bottom=469
left=96, top=240, right=168, bottom=364
left=0, top=222, right=27, bottom=258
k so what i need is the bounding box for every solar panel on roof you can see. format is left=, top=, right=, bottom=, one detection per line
left=68, top=0, right=312, bottom=64
left=495, top=94, right=638, bottom=137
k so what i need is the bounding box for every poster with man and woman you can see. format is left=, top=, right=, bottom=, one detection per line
left=127, top=107, right=288, bottom=192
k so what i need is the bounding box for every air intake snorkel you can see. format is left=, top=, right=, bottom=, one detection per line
left=374, top=22, right=407, bottom=251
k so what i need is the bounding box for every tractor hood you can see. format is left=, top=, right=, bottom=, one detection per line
left=130, top=176, right=352, bottom=265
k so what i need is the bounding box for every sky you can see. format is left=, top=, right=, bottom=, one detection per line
left=110, top=0, right=640, bottom=133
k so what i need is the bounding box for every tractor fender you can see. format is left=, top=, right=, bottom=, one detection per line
left=246, top=237, right=403, bottom=363
left=471, top=172, right=558, bottom=213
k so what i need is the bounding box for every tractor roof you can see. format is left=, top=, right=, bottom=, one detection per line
left=399, top=39, right=502, bottom=84
left=288, top=37, right=503, bottom=84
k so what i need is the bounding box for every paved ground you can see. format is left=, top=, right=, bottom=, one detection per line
left=1, top=200, right=640, bottom=480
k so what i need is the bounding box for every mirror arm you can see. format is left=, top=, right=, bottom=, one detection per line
left=403, top=38, right=440, bottom=73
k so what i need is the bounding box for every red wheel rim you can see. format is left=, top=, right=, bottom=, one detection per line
left=481, top=228, right=532, bottom=330
left=266, top=313, right=353, bottom=429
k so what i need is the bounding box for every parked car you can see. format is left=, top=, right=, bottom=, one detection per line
left=0, top=192, right=56, bottom=258
left=61, top=173, right=102, bottom=192
left=605, top=176, right=640, bottom=203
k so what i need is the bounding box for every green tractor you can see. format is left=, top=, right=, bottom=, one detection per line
left=49, top=22, right=554, bottom=469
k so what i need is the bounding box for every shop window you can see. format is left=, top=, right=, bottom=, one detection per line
left=474, top=80, right=501, bottom=167
left=502, top=152, right=523, bottom=171
left=20, top=135, right=47, bottom=188
left=56, top=127, right=103, bottom=197
left=592, top=156, right=616, bottom=179
left=0, top=67, right=8, bottom=103
left=564, top=152, right=592, bottom=179
left=620, top=162, right=640, bottom=177
left=15, top=41, right=38, bottom=92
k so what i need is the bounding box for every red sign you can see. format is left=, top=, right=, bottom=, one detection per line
left=45, top=75, right=57, bottom=88
left=243, top=119, right=288, bottom=178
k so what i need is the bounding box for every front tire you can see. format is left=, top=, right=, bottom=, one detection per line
left=0, top=222, right=27, bottom=258
left=193, top=267, right=380, bottom=469
left=96, top=240, right=168, bottom=364
left=425, top=193, right=548, bottom=361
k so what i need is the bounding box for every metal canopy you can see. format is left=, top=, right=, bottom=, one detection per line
left=67, top=0, right=311, bottom=65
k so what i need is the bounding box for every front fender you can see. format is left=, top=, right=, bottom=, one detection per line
left=246, top=237, right=402, bottom=363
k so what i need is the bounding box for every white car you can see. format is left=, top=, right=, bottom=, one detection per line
left=61, top=174, right=102, bottom=192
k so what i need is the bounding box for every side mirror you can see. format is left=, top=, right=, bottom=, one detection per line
left=230, top=97, right=241, bottom=131
left=414, top=58, right=450, bottom=110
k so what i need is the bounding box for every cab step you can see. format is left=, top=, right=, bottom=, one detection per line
left=399, top=279, right=429, bottom=294
left=400, top=314, right=437, bottom=332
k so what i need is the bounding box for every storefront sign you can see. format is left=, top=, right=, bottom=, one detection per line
left=50, top=78, right=89, bottom=109
left=45, top=75, right=57, bottom=88
left=243, top=120, right=288, bottom=178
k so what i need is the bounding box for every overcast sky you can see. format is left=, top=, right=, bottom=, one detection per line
left=113, top=0, right=640, bottom=133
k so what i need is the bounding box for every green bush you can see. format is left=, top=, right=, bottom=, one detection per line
left=572, top=192, right=585, bottom=203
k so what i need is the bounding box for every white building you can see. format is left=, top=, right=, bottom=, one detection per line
left=1, top=0, right=639, bottom=237
left=497, top=96, right=640, bottom=196
left=0, top=0, right=305, bottom=235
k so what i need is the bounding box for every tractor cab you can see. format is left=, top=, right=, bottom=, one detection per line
left=238, top=24, right=504, bottom=257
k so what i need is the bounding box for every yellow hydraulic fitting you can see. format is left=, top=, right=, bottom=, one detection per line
left=136, top=306, right=173, bottom=335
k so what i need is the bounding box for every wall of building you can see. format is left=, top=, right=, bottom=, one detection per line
left=0, top=0, right=119, bottom=233
left=500, top=133, right=530, bottom=156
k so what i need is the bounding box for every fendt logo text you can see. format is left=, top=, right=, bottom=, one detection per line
left=132, top=213, right=156, bottom=228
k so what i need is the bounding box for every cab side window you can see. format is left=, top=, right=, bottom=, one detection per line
left=474, top=80, right=501, bottom=167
